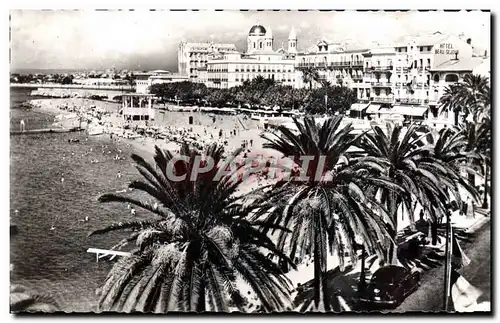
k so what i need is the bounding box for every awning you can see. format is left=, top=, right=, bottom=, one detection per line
left=377, top=108, right=397, bottom=115
left=366, top=104, right=381, bottom=114
left=350, top=103, right=369, bottom=112
left=393, top=105, right=429, bottom=117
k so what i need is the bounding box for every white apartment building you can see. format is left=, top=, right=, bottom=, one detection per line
left=178, top=41, right=238, bottom=79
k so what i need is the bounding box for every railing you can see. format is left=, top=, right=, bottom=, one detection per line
left=370, top=96, right=394, bottom=103
left=400, top=98, right=422, bottom=105
left=371, top=65, right=393, bottom=71
left=352, top=61, right=363, bottom=67
left=371, top=82, right=393, bottom=87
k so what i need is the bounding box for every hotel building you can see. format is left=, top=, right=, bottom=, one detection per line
left=202, top=24, right=298, bottom=89
left=178, top=42, right=238, bottom=80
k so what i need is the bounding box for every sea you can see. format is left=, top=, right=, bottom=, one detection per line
left=10, top=87, right=149, bottom=312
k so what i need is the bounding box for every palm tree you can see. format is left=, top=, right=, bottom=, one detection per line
left=10, top=284, right=59, bottom=313
left=439, top=74, right=490, bottom=125
left=459, top=120, right=491, bottom=203
left=257, top=116, right=400, bottom=311
left=357, top=124, right=456, bottom=256
left=300, top=67, right=321, bottom=91
left=90, top=144, right=294, bottom=313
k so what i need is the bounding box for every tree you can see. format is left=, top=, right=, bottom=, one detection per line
left=257, top=116, right=399, bottom=310
left=439, top=74, right=490, bottom=125
left=90, top=144, right=294, bottom=313
left=357, top=124, right=456, bottom=256
left=10, top=284, right=59, bottom=313
left=459, top=121, right=491, bottom=198
left=300, top=67, right=321, bottom=91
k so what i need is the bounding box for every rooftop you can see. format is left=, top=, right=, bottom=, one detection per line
left=394, top=32, right=450, bottom=47
left=430, top=57, right=485, bottom=72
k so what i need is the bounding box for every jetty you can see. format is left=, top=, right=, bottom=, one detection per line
left=10, top=127, right=85, bottom=136
left=87, top=248, right=131, bottom=262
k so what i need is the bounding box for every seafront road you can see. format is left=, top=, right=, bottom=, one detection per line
left=392, top=224, right=491, bottom=312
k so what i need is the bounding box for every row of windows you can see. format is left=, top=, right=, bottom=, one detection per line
left=395, top=46, right=432, bottom=53
left=252, top=41, right=273, bottom=49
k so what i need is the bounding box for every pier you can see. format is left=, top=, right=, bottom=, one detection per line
left=87, top=248, right=131, bottom=262
left=10, top=127, right=85, bottom=136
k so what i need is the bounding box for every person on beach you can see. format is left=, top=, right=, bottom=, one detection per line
left=130, top=208, right=136, bottom=216
left=20, top=119, right=26, bottom=132
left=117, top=171, right=122, bottom=179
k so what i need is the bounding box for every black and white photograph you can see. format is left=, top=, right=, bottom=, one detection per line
left=8, top=8, right=491, bottom=314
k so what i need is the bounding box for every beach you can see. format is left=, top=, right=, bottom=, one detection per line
left=9, top=91, right=284, bottom=312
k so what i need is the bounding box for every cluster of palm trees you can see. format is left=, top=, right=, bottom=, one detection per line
left=83, top=74, right=490, bottom=313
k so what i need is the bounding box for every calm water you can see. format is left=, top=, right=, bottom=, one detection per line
left=10, top=88, right=151, bottom=311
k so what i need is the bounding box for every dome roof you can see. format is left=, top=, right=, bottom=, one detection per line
left=249, top=24, right=266, bottom=36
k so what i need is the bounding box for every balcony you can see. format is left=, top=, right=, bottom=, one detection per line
left=371, top=65, right=393, bottom=71
left=339, top=61, right=351, bottom=67
left=371, top=81, right=393, bottom=87
left=371, top=96, right=394, bottom=104
left=400, top=98, right=422, bottom=105
left=352, top=61, right=363, bottom=67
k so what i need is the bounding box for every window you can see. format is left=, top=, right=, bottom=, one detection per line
left=433, top=74, right=440, bottom=82
left=260, top=42, right=262, bottom=49
left=427, top=58, right=431, bottom=67
left=420, top=46, right=423, bottom=52
left=420, top=59, right=423, bottom=67
left=445, top=74, right=459, bottom=82
left=414, top=60, right=418, bottom=68
left=426, top=91, right=429, bottom=96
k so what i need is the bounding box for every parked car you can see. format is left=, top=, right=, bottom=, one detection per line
left=359, top=265, right=420, bottom=309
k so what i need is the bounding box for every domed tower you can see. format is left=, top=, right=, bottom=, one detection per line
left=264, top=25, right=274, bottom=50
left=247, top=23, right=267, bottom=54
left=288, top=26, right=297, bottom=54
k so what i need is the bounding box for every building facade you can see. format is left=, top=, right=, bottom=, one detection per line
left=178, top=26, right=488, bottom=119
left=178, top=41, right=238, bottom=80
left=204, top=24, right=297, bottom=89
left=135, top=71, right=189, bottom=94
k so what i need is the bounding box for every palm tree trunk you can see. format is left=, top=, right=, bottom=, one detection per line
left=313, top=218, right=329, bottom=312
left=482, top=164, right=489, bottom=208
left=431, top=221, right=438, bottom=245
left=196, top=278, right=206, bottom=313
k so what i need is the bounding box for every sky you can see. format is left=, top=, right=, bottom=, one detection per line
left=10, top=10, right=491, bottom=72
